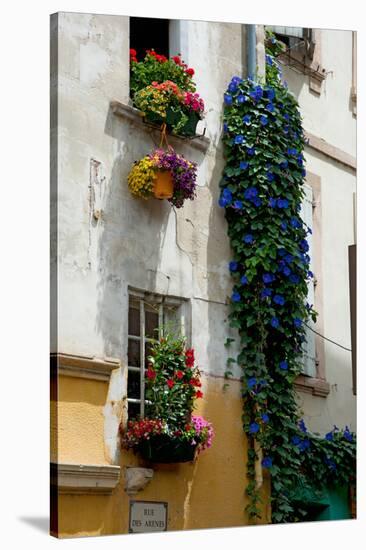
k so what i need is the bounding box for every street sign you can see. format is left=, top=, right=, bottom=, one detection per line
left=129, top=500, right=168, bottom=533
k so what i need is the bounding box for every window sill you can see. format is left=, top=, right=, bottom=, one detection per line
left=110, top=101, right=210, bottom=153
left=294, top=374, right=330, bottom=398
left=51, top=353, right=120, bottom=382
left=51, top=462, right=121, bottom=495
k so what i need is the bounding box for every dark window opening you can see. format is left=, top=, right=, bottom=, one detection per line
left=130, top=17, right=170, bottom=61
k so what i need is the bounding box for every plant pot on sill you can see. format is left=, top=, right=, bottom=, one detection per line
left=138, top=434, right=197, bottom=463
left=153, top=170, right=174, bottom=199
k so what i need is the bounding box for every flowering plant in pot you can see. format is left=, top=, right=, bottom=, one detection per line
left=130, top=49, right=205, bottom=137
left=120, top=332, right=214, bottom=463
left=127, top=146, right=197, bottom=208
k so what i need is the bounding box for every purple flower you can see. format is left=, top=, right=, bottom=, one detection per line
left=249, top=422, right=260, bottom=434
left=229, top=261, right=238, bottom=272
left=277, top=198, right=289, bottom=209
left=235, top=135, right=244, bottom=145
left=224, top=93, right=233, bottom=105
left=269, top=197, right=277, bottom=208
left=233, top=200, right=243, bottom=210
left=237, top=94, right=246, bottom=103
left=247, top=377, right=257, bottom=389
left=218, top=197, right=229, bottom=207
left=263, top=273, right=275, bottom=284
left=279, top=360, right=288, bottom=370
left=240, top=161, right=249, bottom=170
left=243, top=234, right=254, bottom=244
left=273, top=294, right=285, bottom=306
left=244, top=187, right=258, bottom=200
left=262, top=456, right=273, bottom=468
left=241, top=275, right=249, bottom=285
left=270, top=317, right=280, bottom=329
left=232, top=291, right=241, bottom=303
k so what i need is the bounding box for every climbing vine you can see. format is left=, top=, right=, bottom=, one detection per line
left=220, top=32, right=356, bottom=523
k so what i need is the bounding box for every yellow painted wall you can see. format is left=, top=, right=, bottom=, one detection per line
left=53, top=373, right=271, bottom=537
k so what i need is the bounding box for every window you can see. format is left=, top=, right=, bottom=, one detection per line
left=266, top=26, right=326, bottom=94
left=127, top=289, right=189, bottom=420
left=300, top=183, right=317, bottom=377
left=130, top=17, right=170, bottom=61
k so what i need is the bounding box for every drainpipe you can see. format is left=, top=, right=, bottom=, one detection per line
left=247, top=24, right=257, bottom=80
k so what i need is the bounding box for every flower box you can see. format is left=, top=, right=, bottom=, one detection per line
left=138, top=435, right=197, bottom=463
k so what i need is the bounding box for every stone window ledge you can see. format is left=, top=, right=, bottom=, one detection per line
left=294, top=375, right=330, bottom=398
left=110, top=100, right=210, bottom=153
left=51, top=463, right=121, bottom=495
left=50, top=353, right=120, bottom=382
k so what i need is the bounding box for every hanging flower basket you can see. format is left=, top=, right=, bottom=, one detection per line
left=127, top=145, right=197, bottom=208
left=153, top=170, right=174, bottom=199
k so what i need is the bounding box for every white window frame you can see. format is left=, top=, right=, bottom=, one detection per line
left=300, top=183, right=317, bottom=377
left=127, top=288, right=190, bottom=419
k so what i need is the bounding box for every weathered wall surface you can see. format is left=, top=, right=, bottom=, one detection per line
left=282, top=29, right=356, bottom=434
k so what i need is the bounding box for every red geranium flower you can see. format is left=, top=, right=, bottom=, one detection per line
left=172, top=55, right=181, bottom=65
left=185, top=424, right=192, bottom=432
left=176, top=370, right=184, bottom=380
left=130, top=48, right=137, bottom=57
left=147, top=367, right=156, bottom=380
left=185, top=348, right=195, bottom=367
left=167, top=379, right=175, bottom=389
left=186, top=68, right=194, bottom=76
left=195, top=390, right=203, bottom=399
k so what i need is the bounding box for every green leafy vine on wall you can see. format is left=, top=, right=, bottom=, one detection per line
left=220, top=32, right=356, bottom=523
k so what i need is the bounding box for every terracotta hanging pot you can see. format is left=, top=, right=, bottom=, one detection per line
left=153, top=170, right=174, bottom=199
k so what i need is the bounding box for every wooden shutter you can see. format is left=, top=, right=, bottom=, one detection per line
left=300, top=184, right=317, bottom=377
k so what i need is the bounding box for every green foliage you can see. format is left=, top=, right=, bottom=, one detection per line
left=220, top=32, right=356, bottom=523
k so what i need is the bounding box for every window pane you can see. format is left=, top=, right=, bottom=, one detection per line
left=163, top=305, right=180, bottom=334
left=128, top=339, right=140, bottom=367
left=128, top=401, right=141, bottom=421
left=127, top=369, right=141, bottom=400
left=145, top=306, right=159, bottom=339
left=128, top=301, right=140, bottom=336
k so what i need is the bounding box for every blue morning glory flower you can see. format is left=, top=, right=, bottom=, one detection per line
left=218, top=197, right=229, bottom=207
left=287, top=147, right=297, bottom=155
left=270, top=317, right=280, bottom=329
left=265, top=54, right=273, bottom=66
left=344, top=427, right=353, bottom=442
left=280, top=159, right=288, bottom=169
left=277, top=198, right=289, bottom=209
left=224, top=93, right=233, bottom=105
left=232, top=291, right=241, bottom=302
left=247, top=147, right=255, bottom=156
left=282, top=266, right=291, bottom=277
left=244, top=187, right=258, bottom=200
left=260, top=115, right=268, bottom=126
left=235, top=135, right=244, bottom=144
left=302, top=169, right=307, bottom=177
left=283, top=125, right=290, bottom=135
left=229, top=261, right=238, bottom=272
left=324, top=457, right=337, bottom=471
left=243, top=114, right=251, bottom=125
left=266, top=87, right=275, bottom=100
left=299, top=239, right=309, bottom=252
left=291, top=436, right=301, bottom=445
left=241, top=275, right=248, bottom=285
left=243, top=234, right=254, bottom=244
left=293, top=318, right=302, bottom=328
left=222, top=188, right=232, bottom=201
left=299, top=439, right=310, bottom=452
left=233, top=200, right=243, bottom=210
left=228, top=82, right=238, bottom=93
left=240, top=161, right=249, bottom=170
left=289, top=274, right=300, bottom=284
left=325, top=431, right=333, bottom=441
left=284, top=113, right=290, bottom=121
left=261, top=413, right=270, bottom=423
left=279, top=360, right=288, bottom=370
left=262, top=273, right=275, bottom=284
left=267, top=172, right=275, bottom=182
left=249, top=422, right=260, bottom=434
left=247, top=377, right=257, bottom=389
left=223, top=122, right=228, bottom=132
left=253, top=197, right=262, bottom=207
left=273, top=294, right=285, bottom=306
left=237, top=94, right=246, bottom=103
left=281, top=221, right=287, bottom=231
left=299, top=420, right=307, bottom=433
left=261, top=288, right=272, bottom=299
left=284, top=254, right=294, bottom=264
left=266, top=103, right=275, bottom=113
left=262, top=456, right=273, bottom=468
left=290, top=217, right=299, bottom=228
left=269, top=197, right=277, bottom=208
left=278, top=248, right=287, bottom=257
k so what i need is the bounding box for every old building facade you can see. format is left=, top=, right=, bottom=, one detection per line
left=50, top=12, right=356, bottom=537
